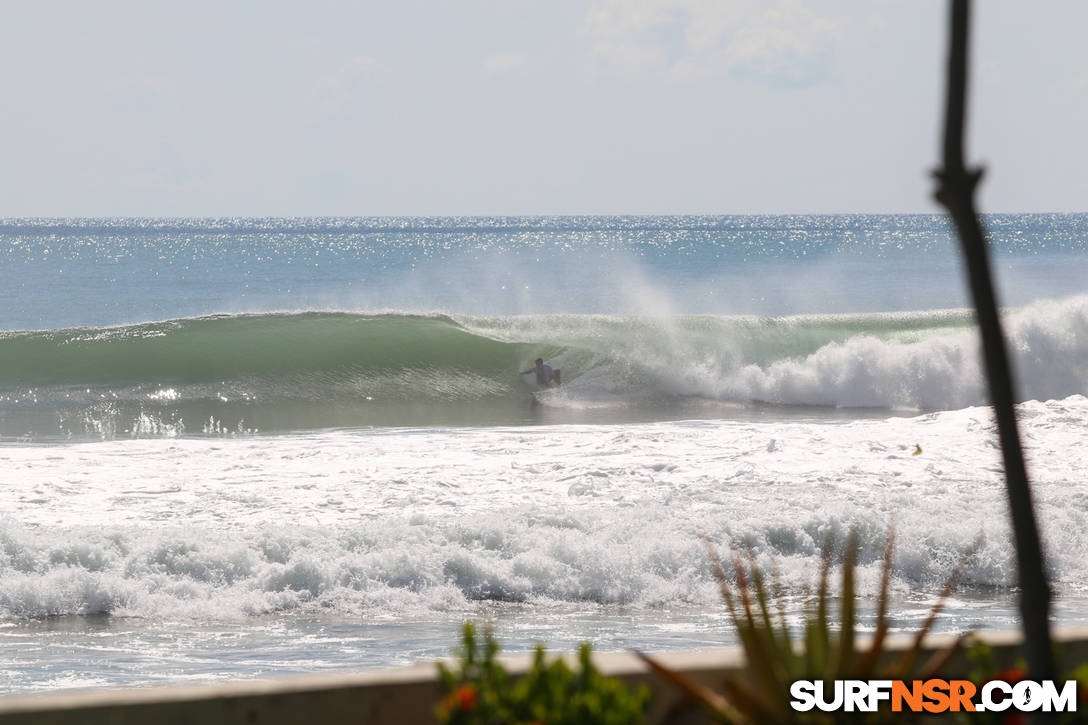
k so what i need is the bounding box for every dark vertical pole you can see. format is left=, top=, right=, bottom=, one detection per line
left=933, top=0, right=1056, bottom=690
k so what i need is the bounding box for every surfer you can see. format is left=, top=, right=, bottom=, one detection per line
left=523, top=358, right=561, bottom=387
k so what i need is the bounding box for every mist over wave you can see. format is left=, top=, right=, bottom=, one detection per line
left=2, top=295, right=1088, bottom=438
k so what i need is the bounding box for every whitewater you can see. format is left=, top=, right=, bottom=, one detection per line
left=1, top=215, right=1086, bottom=693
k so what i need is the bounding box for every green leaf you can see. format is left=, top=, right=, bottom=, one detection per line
left=831, top=531, right=858, bottom=679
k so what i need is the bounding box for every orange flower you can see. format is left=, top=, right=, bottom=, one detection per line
left=453, top=684, right=477, bottom=711
left=987, top=668, right=1026, bottom=684
left=439, top=684, right=477, bottom=713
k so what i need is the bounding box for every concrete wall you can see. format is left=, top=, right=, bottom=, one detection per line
left=0, top=627, right=1084, bottom=724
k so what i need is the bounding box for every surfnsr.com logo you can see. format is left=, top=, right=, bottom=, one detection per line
left=789, top=679, right=1078, bottom=714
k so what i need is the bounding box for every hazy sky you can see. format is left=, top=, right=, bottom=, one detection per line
left=2, top=1, right=1085, bottom=216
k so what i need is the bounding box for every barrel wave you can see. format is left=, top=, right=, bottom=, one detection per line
left=3, top=295, right=1088, bottom=438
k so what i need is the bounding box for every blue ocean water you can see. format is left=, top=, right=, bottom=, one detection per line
left=1, top=215, right=1087, bottom=694
left=4, top=215, right=1088, bottom=330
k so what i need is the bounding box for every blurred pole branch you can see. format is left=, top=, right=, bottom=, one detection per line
left=932, top=0, right=1056, bottom=694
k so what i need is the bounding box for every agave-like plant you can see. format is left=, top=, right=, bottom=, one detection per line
left=638, top=530, right=978, bottom=724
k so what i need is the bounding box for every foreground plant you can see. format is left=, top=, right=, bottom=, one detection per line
left=436, top=621, right=651, bottom=725
left=638, top=530, right=976, bottom=724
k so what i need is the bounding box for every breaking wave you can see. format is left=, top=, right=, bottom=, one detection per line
left=2, top=295, right=1088, bottom=437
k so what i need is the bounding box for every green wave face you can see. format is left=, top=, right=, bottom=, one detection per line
left=0, top=313, right=524, bottom=387
left=0, top=312, right=569, bottom=438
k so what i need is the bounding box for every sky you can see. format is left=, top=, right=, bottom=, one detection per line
left=1, top=1, right=1086, bottom=216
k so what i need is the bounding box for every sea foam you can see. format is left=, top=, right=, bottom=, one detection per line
left=2, top=396, right=1086, bottom=621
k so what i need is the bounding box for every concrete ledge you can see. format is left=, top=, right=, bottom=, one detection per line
left=1, top=627, right=1085, bottom=724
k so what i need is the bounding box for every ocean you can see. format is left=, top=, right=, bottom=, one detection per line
left=1, top=214, right=1086, bottom=693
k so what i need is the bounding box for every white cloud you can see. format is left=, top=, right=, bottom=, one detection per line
left=582, top=0, right=841, bottom=87
left=484, top=53, right=527, bottom=75
left=724, top=3, right=838, bottom=86
left=316, top=55, right=381, bottom=115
